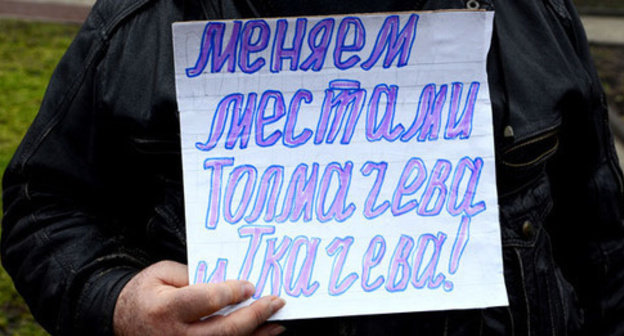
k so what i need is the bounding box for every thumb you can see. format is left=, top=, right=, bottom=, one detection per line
left=150, top=260, right=189, bottom=288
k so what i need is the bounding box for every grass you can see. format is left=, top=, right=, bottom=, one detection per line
left=0, top=18, right=80, bottom=336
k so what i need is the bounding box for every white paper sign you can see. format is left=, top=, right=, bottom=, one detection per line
left=173, top=10, right=508, bottom=320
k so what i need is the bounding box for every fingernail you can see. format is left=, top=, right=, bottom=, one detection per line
left=268, top=325, right=286, bottom=336
left=270, top=297, right=286, bottom=312
left=242, top=282, right=255, bottom=297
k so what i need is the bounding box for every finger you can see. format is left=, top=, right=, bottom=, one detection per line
left=150, top=260, right=189, bottom=288
left=251, top=323, right=287, bottom=336
left=171, top=280, right=255, bottom=322
left=188, top=296, right=285, bottom=336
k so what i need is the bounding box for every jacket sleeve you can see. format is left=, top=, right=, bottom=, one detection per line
left=0, top=3, right=151, bottom=335
left=545, top=0, right=624, bottom=334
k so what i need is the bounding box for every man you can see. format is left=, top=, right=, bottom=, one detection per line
left=2, top=0, right=623, bottom=335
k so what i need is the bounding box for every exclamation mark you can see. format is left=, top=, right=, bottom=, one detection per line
left=444, top=216, right=471, bottom=292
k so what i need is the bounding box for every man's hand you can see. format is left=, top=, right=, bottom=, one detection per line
left=113, top=261, right=286, bottom=336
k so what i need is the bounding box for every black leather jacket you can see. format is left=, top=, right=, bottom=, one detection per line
left=2, top=0, right=624, bottom=335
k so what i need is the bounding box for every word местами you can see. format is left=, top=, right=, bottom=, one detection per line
left=195, top=79, right=479, bottom=151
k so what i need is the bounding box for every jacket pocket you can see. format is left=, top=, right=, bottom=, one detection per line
left=498, top=129, right=560, bottom=196
left=129, top=136, right=181, bottom=155
left=501, top=129, right=559, bottom=169
left=499, top=177, right=582, bottom=335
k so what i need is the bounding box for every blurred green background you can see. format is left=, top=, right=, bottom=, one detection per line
left=0, top=19, right=79, bottom=335
left=0, top=0, right=622, bottom=334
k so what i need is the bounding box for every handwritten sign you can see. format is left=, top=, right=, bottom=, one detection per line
left=173, top=11, right=508, bottom=319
